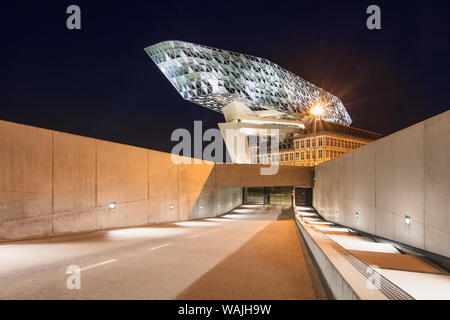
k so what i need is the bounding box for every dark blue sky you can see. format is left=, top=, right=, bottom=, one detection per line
left=0, top=0, right=448, bottom=152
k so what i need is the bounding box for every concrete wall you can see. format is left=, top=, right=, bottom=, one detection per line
left=313, top=110, right=450, bottom=257
left=0, top=120, right=243, bottom=240
left=215, top=164, right=312, bottom=188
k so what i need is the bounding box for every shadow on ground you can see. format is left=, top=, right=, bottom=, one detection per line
left=176, top=210, right=329, bottom=300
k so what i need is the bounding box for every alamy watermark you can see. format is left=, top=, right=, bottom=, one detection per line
left=170, top=121, right=280, bottom=175
left=66, top=265, right=81, bottom=289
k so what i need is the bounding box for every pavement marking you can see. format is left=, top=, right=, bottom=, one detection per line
left=66, top=259, right=118, bottom=274
left=150, top=243, right=171, bottom=250
left=188, top=234, right=201, bottom=239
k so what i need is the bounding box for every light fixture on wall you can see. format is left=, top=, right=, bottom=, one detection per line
left=404, top=215, right=412, bottom=226
left=169, top=204, right=175, bottom=209
left=108, top=202, right=116, bottom=209
left=200, top=205, right=204, bottom=209
left=355, top=212, right=359, bottom=219
left=217, top=204, right=221, bottom=208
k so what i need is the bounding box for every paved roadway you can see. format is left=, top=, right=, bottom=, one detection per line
left=0, top=205, right=329, bottom=299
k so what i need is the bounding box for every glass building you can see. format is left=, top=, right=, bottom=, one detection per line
left=145, top=40, right=352, bottom=126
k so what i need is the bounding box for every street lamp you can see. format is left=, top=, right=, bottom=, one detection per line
left=309, top=103, right=324, bottom=166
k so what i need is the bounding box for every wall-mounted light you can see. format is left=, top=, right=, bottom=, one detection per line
left=200, top=205, right=204, bottom=209
left=169, top=204, right=175, bottom=209
left=108, top=202, right=116, bottom=209
left=405, top=215, right=412, bottom=226
left=355, top=212, right=359, bottom=219
left=217, top=204, right=221, bottom=208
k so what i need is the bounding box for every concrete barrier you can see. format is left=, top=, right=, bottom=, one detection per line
left=313, top=110, right=450, bottom=258
left=0, top=119, right=312, bottom=240
left=0, top=120, right=242, bottom=240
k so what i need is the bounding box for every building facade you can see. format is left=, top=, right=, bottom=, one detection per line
left=252, top=120, right=381, bottom=166
left=146, top=40, right=352, bottom=125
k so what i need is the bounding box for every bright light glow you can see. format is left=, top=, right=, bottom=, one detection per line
left=310, top=103, right=324, bottom=117
left=326, top=234, right=401, bottom=253
left=307, top=221, right=334, bottom=225
left=355, top=211, right=359, bottom=219
left=107, top=227, right=183, bottom=240
left=405, top=215, right=412, bottom=225
left=295, top=206, right=313, bottom=211
left=232, top=209, right=258, bottom=214
left=298, top=212, right=319, bottom=217
left=108, top=202, right=116, bottom=209
left=374, top=268, right=450, bottom=300
left=314, top=226, right=350, bottom=232
left=169, top=204, right=175, bottom=209
left=173, top=221, right=220, bottom=227
left=302, top=217, right=321, bottom=221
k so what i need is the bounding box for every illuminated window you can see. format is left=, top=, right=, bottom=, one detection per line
left=301, top=140, right=304, bottom=148
left=318, top=150, right=323, bottom=159
left=290, top=153, right=294, bottom=161
left=280, top=154, right=284, bottom=161
left=326, top=150, right=329, bottom=158
left=318, top=137, right=323, bottom=146
left=301, top=152, right=305, bottom=160
left=295, top=152, right=299, bottom=160
left=306, top=139, right=310, bottom=148
left=306, top=152, right=310, bottom=160
left=295, top=141, right=299, bottom=148
left=326, top=137, right=329, bottom=146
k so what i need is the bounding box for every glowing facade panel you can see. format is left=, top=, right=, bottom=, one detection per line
left=145, top=40, right=352, bottom=125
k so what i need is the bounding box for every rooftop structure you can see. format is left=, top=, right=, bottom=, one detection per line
left=145, top=40, right=352, bottom=126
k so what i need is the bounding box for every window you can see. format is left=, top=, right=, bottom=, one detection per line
left=306, top=152, right=310, bottom=160
left=338, top=139, right=341, bottom=148
left=334, top=138, right=337, bottom=147
left=295, top=152, right=299, bottom=160
left=290, top=153, right=294, bottom=161
left=301, top=140, right=304, bottom=148
left=301, top=152, right=305, bottom=160
left=306, top=139, right=310, bottom=148
left=272, top=155, right=275, bottom=161
left=326, top=137, right=329, bottom=146
left=318, top=137, right=323, bottom=146
left=280, top=154, right=284, bottom=161
left=295, top=141, right=299, bottom=149
left=326, top=150, right=329, bottom=158
left=318, top=150, right=323, bottom=159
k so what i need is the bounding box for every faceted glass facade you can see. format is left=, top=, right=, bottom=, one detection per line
left=145, top=40, right=352, bottom=126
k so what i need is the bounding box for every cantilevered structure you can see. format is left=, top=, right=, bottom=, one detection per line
left=145, top=40, right=352, bottom=126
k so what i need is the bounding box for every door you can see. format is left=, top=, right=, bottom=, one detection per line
left=295, top=187, right=312, bottom=206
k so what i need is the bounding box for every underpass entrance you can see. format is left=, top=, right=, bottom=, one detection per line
left=294, top=187, right=312, bottom=206
left=243, top=186, right=293, bottom=206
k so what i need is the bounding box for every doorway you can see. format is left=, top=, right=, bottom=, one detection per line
left=294, top=187, right=312, bottom=206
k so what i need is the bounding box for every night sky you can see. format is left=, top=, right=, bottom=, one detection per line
left=0, top=0, right=448, bottom=153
